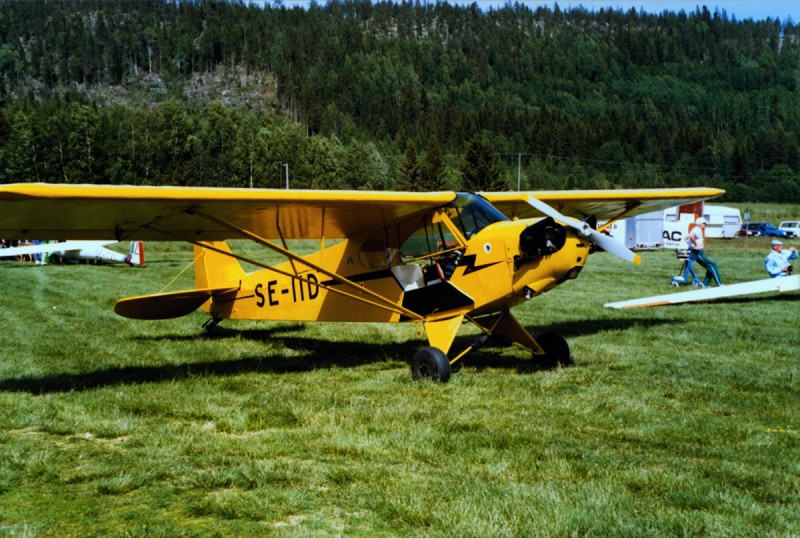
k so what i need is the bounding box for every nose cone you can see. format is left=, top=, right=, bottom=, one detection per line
left=518, top=217, right=567, bottom=262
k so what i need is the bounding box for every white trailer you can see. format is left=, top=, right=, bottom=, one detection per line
left=606, top=202, right=739, bottom=251
left=702, top=205, right=742, bottom=239
left=662, top=201, right=704, bottom=249
left=604, top=210, right=664, bottom=250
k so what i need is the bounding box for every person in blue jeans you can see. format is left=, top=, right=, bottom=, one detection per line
left=685, top=217, right=722, bottom=286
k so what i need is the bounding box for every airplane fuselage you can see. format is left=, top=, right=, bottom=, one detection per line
left=203, top=217, right=589, bottom=324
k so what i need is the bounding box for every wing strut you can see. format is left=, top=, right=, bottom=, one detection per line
left=148, top=232, right=424, bottom=321
left=177, top=209, right=426, bottom=321
left=275, top=209, right=300, bottom=277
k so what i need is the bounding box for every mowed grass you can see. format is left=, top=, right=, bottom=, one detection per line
left=1, top=232, right=798, bottom=537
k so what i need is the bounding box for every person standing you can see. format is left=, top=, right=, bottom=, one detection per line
left=32, top=240, right=44, bottom=265
left=764, top=240, right=797, bottom=277
left=685, top=217, right=723, bottom=286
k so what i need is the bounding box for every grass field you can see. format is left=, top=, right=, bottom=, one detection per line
left=1, top=231, right=798, bottom=536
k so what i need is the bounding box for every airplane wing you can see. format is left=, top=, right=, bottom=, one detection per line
left=0, top=183, right=455, bottom=241
left=0, top=183, right=723, bottom=241
left=482, top=188, right=725, bottom=223
left=605, top=275, right=800, bottom=309
left=0, top=240, right=116, bottom=257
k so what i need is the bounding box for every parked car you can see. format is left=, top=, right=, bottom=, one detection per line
left=738, top=224, right=759, bottom=237
left=778, top=221, right=800, bottom=238
left=739, top=222, right=795, bottom=238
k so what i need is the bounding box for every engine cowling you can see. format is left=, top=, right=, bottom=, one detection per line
left=518, top=217, right=567, bottom=266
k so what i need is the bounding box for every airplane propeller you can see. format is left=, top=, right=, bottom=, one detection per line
left=526, top=195, right=641, bottom=265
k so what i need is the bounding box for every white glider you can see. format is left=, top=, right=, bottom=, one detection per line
left=605, top=275, right=799, bottom=309
left=0, top=240, right=144, bottom=266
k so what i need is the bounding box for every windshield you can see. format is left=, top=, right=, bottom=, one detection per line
left=447, top=193, right=509, bottom=239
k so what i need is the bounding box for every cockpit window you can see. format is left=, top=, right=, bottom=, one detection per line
left=447, top=193, right=509, bottom=239
left=399, top=194, right=508, bottom=263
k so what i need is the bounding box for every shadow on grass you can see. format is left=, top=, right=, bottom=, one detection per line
left=128, top=323, right=309, bottom=342
left=457, top=316, right=680, bottom=373
left=526, top=317, right=680, bottom=339
left=0, top=338, right=416, bottom=394
left=0, top=317, right=677, bottom=394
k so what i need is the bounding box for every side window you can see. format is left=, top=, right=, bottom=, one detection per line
left=401, top=218, right=436, bottom=263
left=435, top=222, right=459, bottom=251
left=400, top=228, right=432, bottom=263
left=400, top=217, right=459, bottom=263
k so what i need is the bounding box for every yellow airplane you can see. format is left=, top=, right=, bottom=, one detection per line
left=0, top=183, right=722, bottom=382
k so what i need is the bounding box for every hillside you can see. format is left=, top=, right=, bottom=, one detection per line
left=0, top=0, right=798, bottom=201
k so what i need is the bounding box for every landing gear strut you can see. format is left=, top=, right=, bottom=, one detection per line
left=202, top=316, right=222, bottom=333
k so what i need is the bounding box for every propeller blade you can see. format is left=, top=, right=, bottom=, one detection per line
left=526, top=196, right=641, bottom=265
left=588, top=228, right=642, bottom=264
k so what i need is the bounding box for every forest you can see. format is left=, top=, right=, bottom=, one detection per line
left=0, top=0, right=798, bottom=202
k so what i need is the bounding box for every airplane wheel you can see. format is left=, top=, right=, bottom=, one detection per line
left=536, top=332, right=571, bottom=369
left=411, top=346, right=451, bottom=382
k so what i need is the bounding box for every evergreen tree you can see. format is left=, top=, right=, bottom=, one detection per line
left=459, top=135, right=507, bottom=191
left=196, top=101, right=237, bottom=185
left=397, top=144, right=421, bottom=191
left=64, top=103, right=99, bottom=183
left=4, top=110, right=37, bottom=182
left=418, top=136, right=448, bottom=191
left=345, top=140, right=390, bottom=190
left=154, top=100, right=194, bottom=185
left=302, top=135, right=343, bottom=190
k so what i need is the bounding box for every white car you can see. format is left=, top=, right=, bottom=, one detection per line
left=778, top=221, right=799, bottom=238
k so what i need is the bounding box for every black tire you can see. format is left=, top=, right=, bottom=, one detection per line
left=535, top=332, right=571, bottom=369
left=411, top=346, right=451, bottom=382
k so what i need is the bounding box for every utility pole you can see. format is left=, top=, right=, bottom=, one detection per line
left=517, top=153, right=522, bottom=191
left=284, top=163, right=289, bottom=189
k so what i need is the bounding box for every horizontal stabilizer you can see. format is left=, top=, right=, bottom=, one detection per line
left=114, top=287, right=238, bottom=319
left=605, top=275, right=800, bottom=309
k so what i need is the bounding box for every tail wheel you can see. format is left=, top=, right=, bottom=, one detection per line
left=536, top=332, right=571, bottom=369
left=411, top=346, right=451, bottom=382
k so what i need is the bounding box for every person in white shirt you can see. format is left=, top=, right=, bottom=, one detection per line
left=764, top=239, right=797, bottom=277
left=685, top=217, right=723, bottom=286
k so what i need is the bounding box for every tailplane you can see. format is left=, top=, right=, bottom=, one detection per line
left=125, top=241, right=144, bottom=266
left=115, top=287, right=237, bottom=319
left=115, top=242, right=244, bottom=320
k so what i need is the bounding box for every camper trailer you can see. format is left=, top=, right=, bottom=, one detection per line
left=702, top=205, right=742, bottom=239
left=662, top=202, right=703, bottom=249
left=662, top=203, right=741, bottom=247
left=607, top=203, right=741, bottom=250
left=604, top=211, right=664, bottom=250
